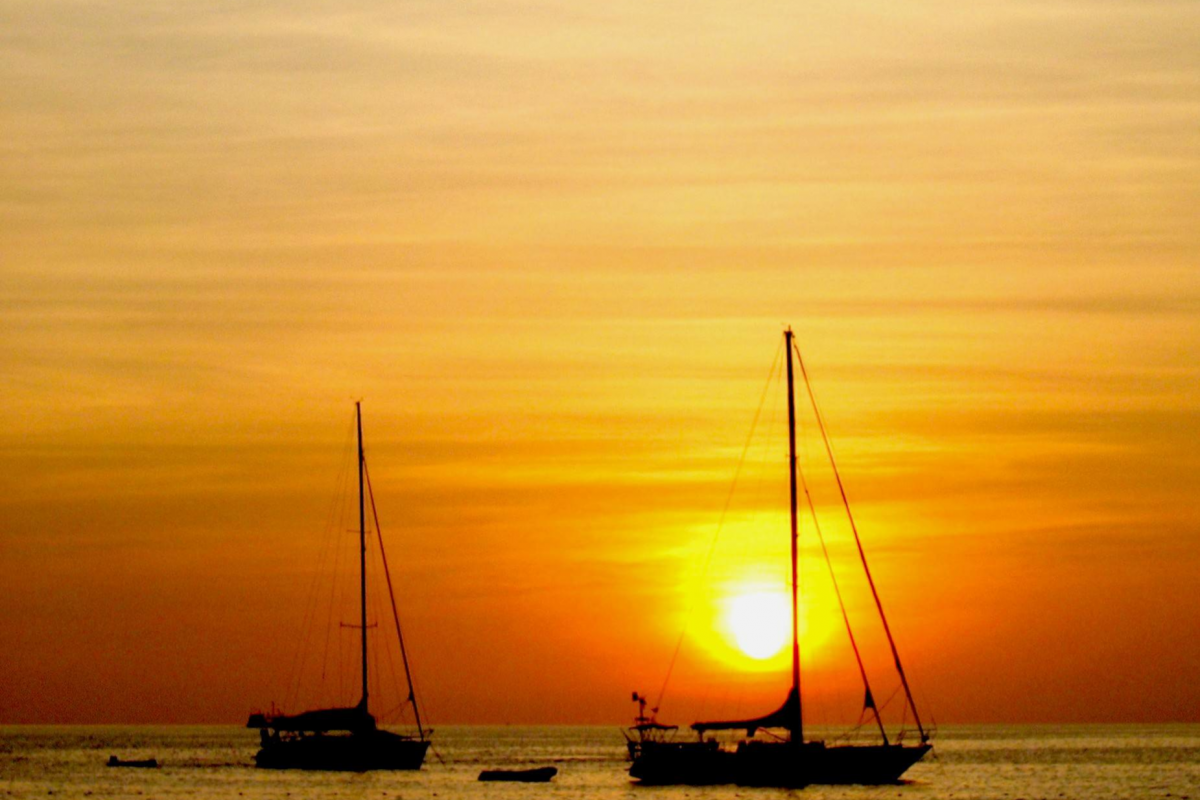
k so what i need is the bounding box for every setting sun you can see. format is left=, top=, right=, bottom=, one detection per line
left=726, top=590, right=792, bottom=660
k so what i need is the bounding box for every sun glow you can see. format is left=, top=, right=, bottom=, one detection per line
left=726, top=590, right=793, bottom=660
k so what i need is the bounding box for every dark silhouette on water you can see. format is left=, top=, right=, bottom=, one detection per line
left=106, top=755, right=158, bottom=768
left=246, top=402, right=430, bottom=771
left=628, top=329, right=931, bottom=787
left=478, top=767, right=558, bottom=782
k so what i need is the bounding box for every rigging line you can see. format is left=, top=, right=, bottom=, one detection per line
left=364, top=459, right=427, bottom=741
left=653, top=337, right=785, bottom=716
left=711, top=353, right=785, bottom=725
left=369, top=535, right=404, bottom=723
left=360, top=521, right=385, bottom=709
left=376, top=572, right=404, bottom=723
left=368, top=504, right=407, bottom=726
left=879, top=684, right=908, bottom=733
left=284, top=411, right=358, bottom=709
left=322, top=480, right=349, bottom=697
left=319, top=414, right=359, bottom=704
left=799, top=466, right=890, bottom=744
left=792, top=341, right=928, bottom=743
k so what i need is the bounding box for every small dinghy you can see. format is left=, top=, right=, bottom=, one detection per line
left=478, top=766, right=557, bottom=782
left=106, top=756, right=159, bottom=768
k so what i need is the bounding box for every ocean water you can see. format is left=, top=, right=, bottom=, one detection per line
left=1, top=725, right=1197, bottom=800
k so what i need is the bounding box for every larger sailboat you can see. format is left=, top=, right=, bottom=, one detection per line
left=628, top=329, right=931, bottom=787
left=247, top=403, right=431, bottom=770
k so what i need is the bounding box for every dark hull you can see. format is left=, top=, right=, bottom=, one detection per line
left=630, top=740, right=930, bottom=786
left=478, top=767, right=558, bottom=782
left=254, top=730, right=429, bottom=771
left=802, top=742, right=931, bottom=784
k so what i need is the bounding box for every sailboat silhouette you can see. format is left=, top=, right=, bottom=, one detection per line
left=247, top=403, right=430, bottom=771
left=629, top=329, right=932, bottom=786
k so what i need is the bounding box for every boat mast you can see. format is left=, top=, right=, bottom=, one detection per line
left=784, top=328, right=803, bottom=742
left=357, top=401, right=369, bottom=712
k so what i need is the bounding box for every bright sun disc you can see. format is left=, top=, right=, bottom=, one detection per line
left=727, top=591, right=791, bottom=660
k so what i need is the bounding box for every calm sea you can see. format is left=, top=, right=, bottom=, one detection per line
left=1, top=725, right=1197, bottom=800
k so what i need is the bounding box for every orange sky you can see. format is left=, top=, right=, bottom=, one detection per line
left=2, top=1, right=1198, bottom=725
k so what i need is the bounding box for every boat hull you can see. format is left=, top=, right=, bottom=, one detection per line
left=254, top=730, right=429, bottom=771
left=630, top=740, right=930, bottom=786
left=478, top=767, right=558, bottom=782
left=106, top=757, right=158, bottom=768
left=800, top=741, right=931, bottom=784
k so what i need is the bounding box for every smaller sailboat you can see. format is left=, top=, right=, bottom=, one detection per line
left=629, top=329, right=931, bottom=787
left=247, top=403, right=430, bottom=771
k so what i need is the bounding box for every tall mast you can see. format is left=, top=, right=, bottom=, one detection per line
left=357, top=401, right=369, bottom=711
left=784, top=328, right=802, bottom=742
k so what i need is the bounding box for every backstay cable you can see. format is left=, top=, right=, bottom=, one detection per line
left=652, top=338, right=785, bottom=715
left=792, top=342, right=927, bottom=742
